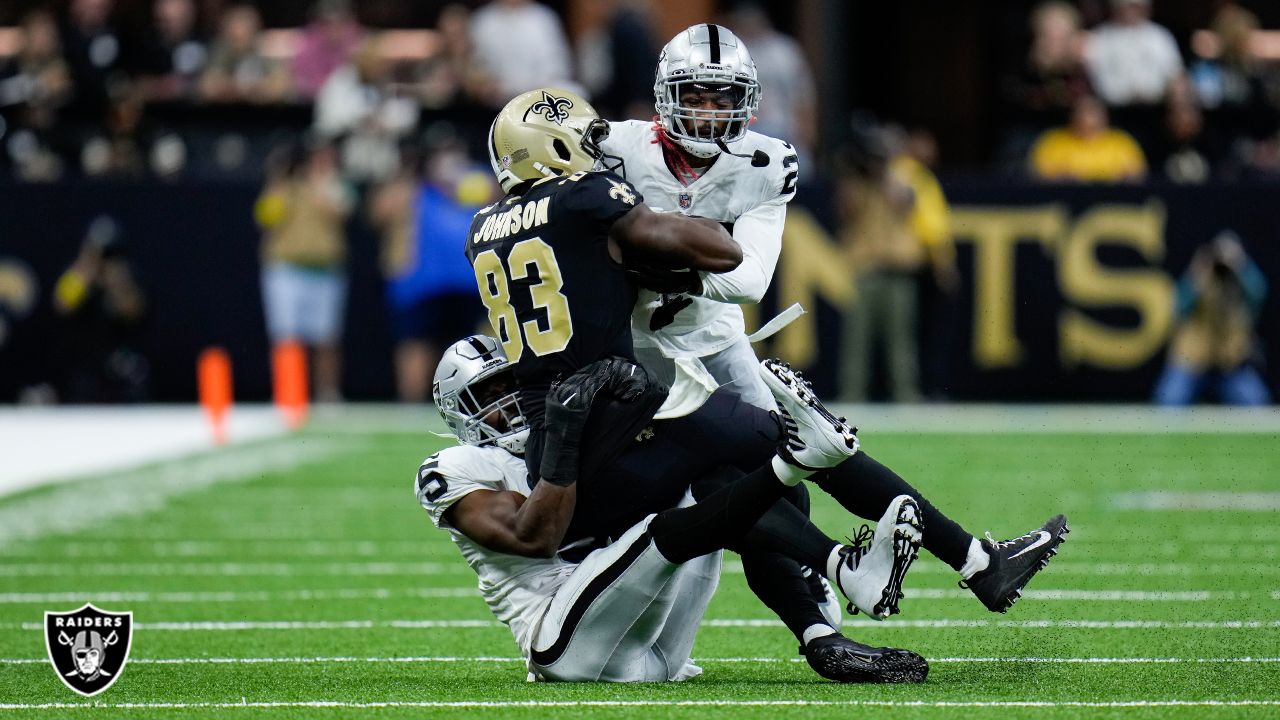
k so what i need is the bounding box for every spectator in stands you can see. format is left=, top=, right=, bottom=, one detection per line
left=0, top=9, right=72, bottom=180
left=1085, top=0, right=1183, bottom=107
left=1029, top=94, right=1146, bottom=182
left=314, top=34, right=420, bottom=183
left=60, top=0, right=129, bottom=123
left=81, top=97, right=147, bottom=176
left=254, top=140, right=355, bottom=401
left=370, top=135, right=492, bottom=402
left=1189, top=4, right=1280, bottom=169
left=725, top=2, right=817, bottom=168
left=133, top=0, right=208, bottom=101
left=1152, top=98, right=1221, bottom=183
left=896, top=127, right=958, bottom=295
left=1154, top=231, right=1271, bottom=406
left=419, top=4, right=474, bottom=108
left=575, top=0, right=657, bottom=121
left=835, top=123, right=925, bottom=403
left=291, top=0, right=364, bottom=98
left=1007, top=2, right=1092, bottom=123
left=199, top=4, right=290, bottom=103
left=468, top=0, right=573, bottom=107
left=904, top=127, right=960, bottom=399
left=53, top=215, right=150, bottom=403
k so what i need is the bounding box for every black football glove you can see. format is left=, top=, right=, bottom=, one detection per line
left=539, top=357, right=652, bottom=486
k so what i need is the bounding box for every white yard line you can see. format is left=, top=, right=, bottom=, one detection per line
left=8, top=618, right=1280, bottom=632
left=0, top=561, right=456, bottom=576
left=2, top=539, right=1275, bottom=558
left=0, top=587, right=1269, bottom=604
left=3, top=560, right=1277, bottom=576
left=1112, top=491, right=1280, bottom=511
left=0, top=588, right=480, bottom=604
left=3, top=655, right=1278, bottom=666
left=2, top=700, right=1279, bottom=710
left=0, top=540, right=437, bottom=557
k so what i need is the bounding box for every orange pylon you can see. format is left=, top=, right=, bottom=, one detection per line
left=272, top=341, right=309, bottom=430
left=197, top=347, right=233, bottom=444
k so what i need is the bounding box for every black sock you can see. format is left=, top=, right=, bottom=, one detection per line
left=731, top=494, right=839, bottom=570
left=741, top=552, right=831, bottom=643
left=814, top=451, right=971, bottom=571
left=649, top=463, right=786, bottom=564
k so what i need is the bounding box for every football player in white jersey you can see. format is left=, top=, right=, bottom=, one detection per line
left=600, top=24, right=1070, bottom=634
left=599, top=22, right=848, bottom=649
left=601, top=23, right=793, bottom=411
left=415, top=336, right=928, bottom=683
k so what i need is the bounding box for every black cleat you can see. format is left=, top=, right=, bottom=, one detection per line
left=800, top=634, right=928, bottom=683
left=961, top=515, right=1070, bottom=613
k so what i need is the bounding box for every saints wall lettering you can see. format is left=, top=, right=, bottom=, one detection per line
left=754, top=199, right=1185, bottom=398
left=950, top=201, right=1173, bottom=371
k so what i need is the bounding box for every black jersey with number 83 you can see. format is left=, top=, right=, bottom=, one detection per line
left=465, top=170, right=643, bottom=427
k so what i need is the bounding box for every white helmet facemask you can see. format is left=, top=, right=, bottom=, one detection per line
left=654, top=23, right=761, bottom=159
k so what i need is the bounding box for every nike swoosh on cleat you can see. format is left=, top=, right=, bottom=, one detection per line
left=1007, top=530, right=1052, bottom=559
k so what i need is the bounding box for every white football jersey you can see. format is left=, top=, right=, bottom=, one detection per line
left=602, top=120, right=799, bottom=357
left=414, top=444, right=576, bottom=654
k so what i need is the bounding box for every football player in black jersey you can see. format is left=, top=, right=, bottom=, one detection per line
left=458, top=88, right=1067, bottom=682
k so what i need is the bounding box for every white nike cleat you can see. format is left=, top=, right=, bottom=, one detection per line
left=760, top=359, right=859, bottom=470
left=829, top=494, right=924, bottom=620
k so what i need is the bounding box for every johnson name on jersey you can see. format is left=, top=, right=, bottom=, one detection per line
left=601, top=120, right=799, bottom=357
left=464, top=169, right=644, bottom=426
left=415, top=444, right=576, bottom=654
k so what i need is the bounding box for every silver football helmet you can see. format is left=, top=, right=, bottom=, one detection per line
left=654, top=23, right=761, bottom=159
left=433, top=336, right=528, bottom=454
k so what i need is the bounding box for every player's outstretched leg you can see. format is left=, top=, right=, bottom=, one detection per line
left=760, top=359, right=924, bottom=620
left=960, top=517, right=1070, bottom=613
left=791, top=390, right=1069, bottom=614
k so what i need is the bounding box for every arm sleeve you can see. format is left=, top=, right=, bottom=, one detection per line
left=697, top=199, right=787, bottom=304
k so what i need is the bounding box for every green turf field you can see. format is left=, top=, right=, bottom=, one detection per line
left=1, top=425, right=1278, bottom=719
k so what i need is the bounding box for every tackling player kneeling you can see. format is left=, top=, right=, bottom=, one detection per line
left=415, top=337, right=928, bottom=683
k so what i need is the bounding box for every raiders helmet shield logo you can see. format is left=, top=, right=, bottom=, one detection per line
left=525, top=91, right=574, bottom=125
left=44, top=603, right=133, bottom=697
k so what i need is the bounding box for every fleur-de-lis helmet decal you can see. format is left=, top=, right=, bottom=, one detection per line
left=524, top=91, right=575, bottom=125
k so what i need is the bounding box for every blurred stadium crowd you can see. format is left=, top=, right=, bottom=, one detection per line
left=0, top=0, right=1275, bottom=406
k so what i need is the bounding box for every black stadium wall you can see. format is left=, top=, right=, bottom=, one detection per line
left=1, top=179, right=1277, bottom=403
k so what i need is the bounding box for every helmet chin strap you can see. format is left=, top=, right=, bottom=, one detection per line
left=714, top=137, right=770, bottom=167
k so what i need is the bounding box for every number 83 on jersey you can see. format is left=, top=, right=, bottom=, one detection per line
left=472, top=237, right=574, bottom=363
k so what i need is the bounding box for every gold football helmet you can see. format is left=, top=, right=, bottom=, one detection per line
left=486, top=88, right=612, bottom=193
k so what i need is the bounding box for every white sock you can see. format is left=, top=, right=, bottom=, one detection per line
left=824, top=544, right=844, bottom=583
left=771, top=455, right=809, bottom=486
left=801, top=623, right=837, bottom=647
left=959, top=537, right=990, bottom=580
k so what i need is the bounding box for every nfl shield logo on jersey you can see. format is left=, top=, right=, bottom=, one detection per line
left=45, top=603, right=133, bottom=697
left=678, top=192, right=693, bottom=210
